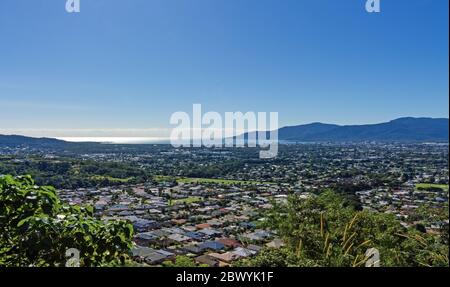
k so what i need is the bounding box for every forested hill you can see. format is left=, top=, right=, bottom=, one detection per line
left=0, top=135, right=67, bottom=148
left=277, top=117, right=449, bottom=142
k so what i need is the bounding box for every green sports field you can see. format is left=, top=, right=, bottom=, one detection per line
left=415, top=183, right=449, bottom=191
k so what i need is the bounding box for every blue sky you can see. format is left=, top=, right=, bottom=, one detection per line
left=0, top=0, right=448, bottom=137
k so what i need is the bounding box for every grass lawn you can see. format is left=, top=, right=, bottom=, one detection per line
left=90, top=175, right=134, bottom=183
left=154, top=175, right=274, bottom=185
left=415, top=183, right=449, bottom=191
left=153, top=175, right=174, bottom=182
left=177, top=177, right=274, bottom=185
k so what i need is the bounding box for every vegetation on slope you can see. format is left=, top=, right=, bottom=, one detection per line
left=235, top=191, right=449, bottom=267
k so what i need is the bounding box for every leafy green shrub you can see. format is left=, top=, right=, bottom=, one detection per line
left=0, top=175, right=134, bottom=267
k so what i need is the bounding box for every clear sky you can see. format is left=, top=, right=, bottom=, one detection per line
left=0, top=0, right=448, bottom=137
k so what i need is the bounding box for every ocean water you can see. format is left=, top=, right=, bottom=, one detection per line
left=58, top=137, right=283, bottom=146
left=58, top=137, right=171, bottom=144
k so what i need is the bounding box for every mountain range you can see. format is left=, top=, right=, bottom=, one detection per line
left=0, top=117, right=449, bottom=147
left=249, top=117, right=449, bottom=142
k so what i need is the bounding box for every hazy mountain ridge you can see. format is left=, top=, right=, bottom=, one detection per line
left=1, top=117, right=449, bottom=147
left=0, top=135, right=67, bottom=147
left=276, top=117, right=449, bottom=142
left=240, top=117, right=449, bottom=143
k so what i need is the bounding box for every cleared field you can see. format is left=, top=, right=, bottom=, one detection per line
left=89, top=175, right=134, bottom=183
left=153, top=175, right=174, bottom=182
left=177, top=177, right=274, bottom=185
left=154, top=175, right=274, bottom=185
left=415, top=183, right=449, bottom=191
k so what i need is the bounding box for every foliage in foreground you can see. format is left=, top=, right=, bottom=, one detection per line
left=234, top=191, right=449, bottom=267
left=0, top=175, right=134, bottom=267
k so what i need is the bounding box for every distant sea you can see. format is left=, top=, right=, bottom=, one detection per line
left=58, top=137, right=307, bottom=145
left=58, top=137, right=171, bottom=144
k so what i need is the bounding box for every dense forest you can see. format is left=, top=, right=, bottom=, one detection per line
left=0, top=156, right=150, bottom=189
